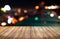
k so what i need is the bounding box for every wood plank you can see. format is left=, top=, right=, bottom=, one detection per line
left=0, top=26, right=60, bottom=39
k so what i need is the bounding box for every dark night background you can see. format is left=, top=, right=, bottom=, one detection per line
left=0, top=0, right=60, bottom=7
left=0, top=0, right=60, bottom=26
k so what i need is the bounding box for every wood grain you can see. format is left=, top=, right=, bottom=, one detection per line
left=0, top=26, right=60, bottom=39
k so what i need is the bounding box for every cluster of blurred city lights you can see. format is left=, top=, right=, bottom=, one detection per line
left=0, top=4, right=60, bottom=26
left=45, top=5, right=59, bottom=9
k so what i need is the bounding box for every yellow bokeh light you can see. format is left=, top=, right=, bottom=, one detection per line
left=1, top=22, right=7, bottom=26
left=19, top=17, right=25, bottom=21
left=35, top=6, right=39, bottom=10
left=1, top=8, right=4, bottom=12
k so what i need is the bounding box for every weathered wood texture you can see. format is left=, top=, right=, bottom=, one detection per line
left=0, top=26, right=60, bottom=39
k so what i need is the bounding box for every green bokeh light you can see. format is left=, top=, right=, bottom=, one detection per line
left=34, top=17, right=39, bottom=21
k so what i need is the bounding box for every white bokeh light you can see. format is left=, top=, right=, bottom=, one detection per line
left=45, top=5, right=59, bottom=9
left=4, top=5, right=11, bottom=12
left=58, top=16, right=60, bottom=19
left=14, top=13, right=18, bottom=16
left=1, top=22, right=7, bottom=26
left=50, top=13, right=54, bottom=17
left=24, top=10, right=28, bottom=13
left=7, top=16, right=13, bottom=24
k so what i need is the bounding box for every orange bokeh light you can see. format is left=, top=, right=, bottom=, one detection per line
left=41, top=1, right=45, bottom=5
left=19, top=17, right=25, bottom=21
left=12, top=18, right=18, bottom=24
left=17, top=8, right=21, bottom=13
left=35, top=6, right=39, bottom=10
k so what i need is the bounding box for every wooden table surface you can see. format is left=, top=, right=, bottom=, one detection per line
left=0, top=26, right=60, bottom=39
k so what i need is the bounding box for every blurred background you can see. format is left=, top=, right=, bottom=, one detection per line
left=0, top=0, right=60, bottom=26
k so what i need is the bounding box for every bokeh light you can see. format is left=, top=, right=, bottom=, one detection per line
left=1, top=7, right=4, bottom=12
left=4, top=5, right=11, bottom=12
left=50, top=13, right=54, bottom=17
left=17, top=8, right=21, bottom=13
left=50, top=5, right=59, bottom=9
left=24, top=9, right=28, bottom=13
left=35, top=6, right=39, bottom=10
left=45, top=6, right=48, bottom=9
left=40, top=1, right=45, bottom=5
left=58, top=16, right=60, bottom=19
left=1, top=22, right=7, bottom=26
left=7, top=16, right=13, bottom=24
left=35, top=17, right=39, bottom=21
left=19, top=17, right=25, bottom=21
left=14, top=13, right=18, bottom=16
left=12, top=18, right=18, bottom=24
